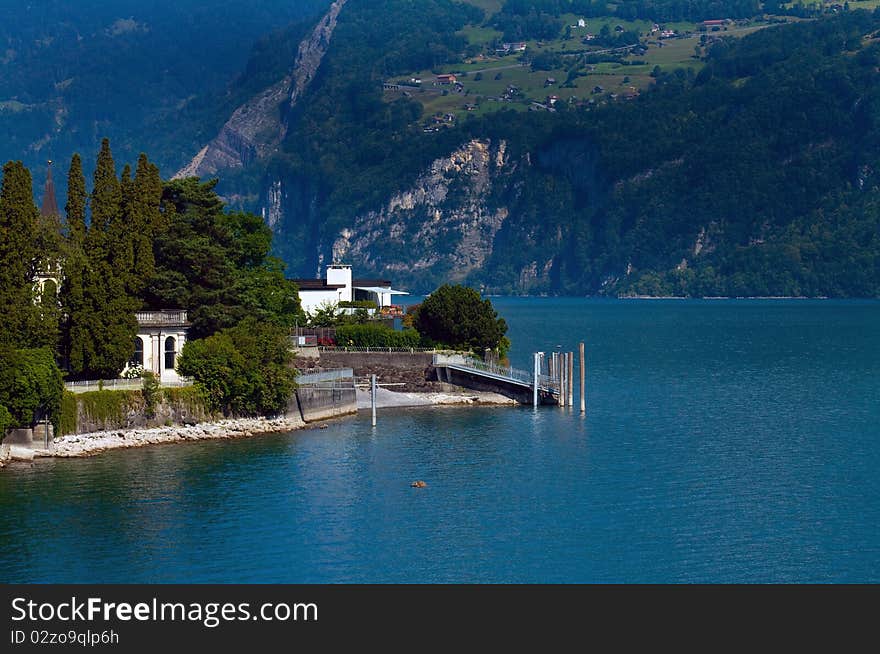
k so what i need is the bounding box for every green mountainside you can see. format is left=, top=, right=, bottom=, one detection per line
left=3, top=1, right=880, bottom=296
left=0, top=0, right=328, bottom=185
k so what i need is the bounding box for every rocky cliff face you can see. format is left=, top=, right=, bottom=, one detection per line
left=329, top=139, right=516, bottom=288
left=175, top=0, right=348, bottom=179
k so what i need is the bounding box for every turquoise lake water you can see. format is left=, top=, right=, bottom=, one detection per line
left=1, top=299, right=878, bottom=582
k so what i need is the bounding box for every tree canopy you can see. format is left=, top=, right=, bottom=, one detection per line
left=414, top=284, right=508, bottom=353
left=145, top=177, right=302, bottom=340
left=0, top=346, right=64, bottom=434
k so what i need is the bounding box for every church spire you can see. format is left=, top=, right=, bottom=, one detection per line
left=41, top=160, right=59, bottom=218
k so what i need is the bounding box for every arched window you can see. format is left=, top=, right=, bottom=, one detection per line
left=132, top=337, right=144, bottom=367
left=164, top=336, right=176, bottom=370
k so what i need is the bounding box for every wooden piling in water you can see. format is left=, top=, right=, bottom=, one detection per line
left=559, top=352, right=567, bottom=407
left=579, top=342, right=586, bottom=414
left=533, top=352, right=540, bottom=407
left=568, top=352, right=574, bottom=406
left=371, top=374, right=377, bottom=426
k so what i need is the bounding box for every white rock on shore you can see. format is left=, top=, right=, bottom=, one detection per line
left=356, top=387, right=517, bottom=409
left=50, top=415, right=306, bottom=458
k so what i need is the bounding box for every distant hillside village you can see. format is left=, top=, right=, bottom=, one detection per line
left=381, top=12, right=749, bottom=129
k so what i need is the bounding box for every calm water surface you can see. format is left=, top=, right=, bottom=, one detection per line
left=1, top=299, right=878, bottom=582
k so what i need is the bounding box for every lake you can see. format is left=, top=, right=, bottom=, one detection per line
left=1, top=299, right=878, bottom=582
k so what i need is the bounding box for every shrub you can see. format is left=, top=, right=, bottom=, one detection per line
left=141, top=371, right=161, bottom=418
left=0, top=346, right=64, bottom=433
left=334, top=323, right=421, bottom=348
left=59, top=391, right=77, bottom=436
left=178, top=318, right=297, bottom=417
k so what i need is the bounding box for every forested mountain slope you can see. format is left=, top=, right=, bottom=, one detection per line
left=3, top=1, right=879, bottom=296
left=0, top=0, right=329, bottom=187
left=215, top=3, right=880, bottom=296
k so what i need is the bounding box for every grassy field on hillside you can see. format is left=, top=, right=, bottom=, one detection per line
left=384, top=15, right=788, bottom=126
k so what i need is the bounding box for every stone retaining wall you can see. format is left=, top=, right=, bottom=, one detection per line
left=293, top=351, right=443, bottom=392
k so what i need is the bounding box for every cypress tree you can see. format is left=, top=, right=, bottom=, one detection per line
left=129, top=154, right=164, bottom=294
left=65, top=140, right=138, bottom=379
left=114, top=162, right=136, bottom=290
left=0, top=161, right=41, bottom=348
left=64, top=153, right=87, bottom=246
left=60, top=154, right=89, bottom=373
left=87, top=137, right=122, bottom=261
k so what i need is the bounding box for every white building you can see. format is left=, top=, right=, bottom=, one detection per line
left=123, top=310, right=189, bottom=383
left=292, top=263, right=408, bottom=316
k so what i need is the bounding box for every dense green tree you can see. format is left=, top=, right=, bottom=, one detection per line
left=89, top=138, right=123, bottom=254
left=414, top=284, right=508, bottom=353
left=177, top=319, right=297, bottom=417
left=0, top=161, right=42, bottom=348
left=146, top=178, right=302, bottom=338
left=64, top=153, right=87, bottom=245
left=65, top=142, right=138, bottom=379
left=129, top=154, right=165, bottom=293
left=0, top=346, right=64, bottom=433
left=60, top=154, right=89, bottom=370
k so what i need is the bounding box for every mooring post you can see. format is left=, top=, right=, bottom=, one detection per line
left=579, top=342, right=586, bottom=414
left=559, top=352, right=566, bottom=407
left=568, top=351, right=574, bottom=407
left=371, top=374, right=377, bottom=427
left=533, top=352, right=540, bottom=407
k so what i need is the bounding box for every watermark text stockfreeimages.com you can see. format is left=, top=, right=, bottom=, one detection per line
left=10, top=596, right=318, bottom=629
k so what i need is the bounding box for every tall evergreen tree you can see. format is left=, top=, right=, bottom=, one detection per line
left=64, top=153, right=87, bottom=246
left=131, top=155, right=164, bottom=285
left=88, top=137, right=122, bottom=261
left=60, top=154, right=89, bottom=372
left=65, top=140, right=138, bottom=379
left=0, top=161, right=41, bottom=348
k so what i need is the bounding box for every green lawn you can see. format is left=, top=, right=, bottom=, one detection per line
left=457, top=23, right=503, bottom=45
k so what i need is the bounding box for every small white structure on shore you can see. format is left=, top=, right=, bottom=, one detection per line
left=123, top=310, right=189, bottom=383
left=291, top=263, right=408, bottom=316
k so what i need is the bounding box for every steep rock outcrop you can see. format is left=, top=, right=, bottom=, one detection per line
left=175, top=0, right=348, bottom=179
left=330, top=139, right=514, bottom=288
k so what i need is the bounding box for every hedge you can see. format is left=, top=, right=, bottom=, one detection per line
left=334, top=324, right=421, bottom=348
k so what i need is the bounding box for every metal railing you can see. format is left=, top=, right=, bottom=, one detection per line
left=296, top=369, right=355, bottom=385
left=433, top=353, right=557, bottom=388
left=317, top=346, right=441, bottom=353
left=64, top=377, right=194, bottom=393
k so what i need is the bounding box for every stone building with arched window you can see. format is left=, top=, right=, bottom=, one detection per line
left=124, top=310, right=190, bottom=383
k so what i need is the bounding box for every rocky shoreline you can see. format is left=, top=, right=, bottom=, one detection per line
left=0, top=389, right=519, bottom=464
left=49, top=415, right=307, bottom=459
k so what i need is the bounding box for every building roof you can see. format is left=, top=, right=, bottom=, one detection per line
left=290, top=274, right=397, bottom=291
left=290, top=279, right=346, bottom=291
left=41, top=162, right=59, bottom=218
left=352, top=278, right=392, bottom=287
